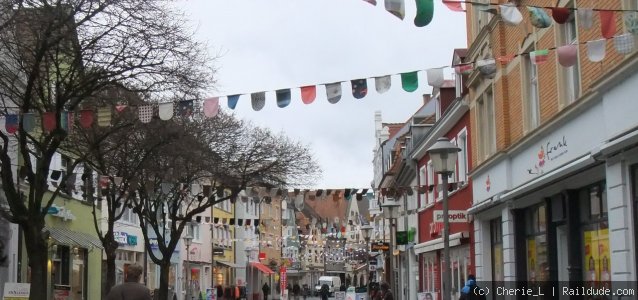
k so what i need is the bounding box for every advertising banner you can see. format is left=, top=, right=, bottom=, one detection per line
left=2, top=283, right=29, bottom=300
left=417, top=292, right=437, bottom=300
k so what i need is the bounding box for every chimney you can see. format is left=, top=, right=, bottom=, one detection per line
left=422, top=94, right=431, bottom=105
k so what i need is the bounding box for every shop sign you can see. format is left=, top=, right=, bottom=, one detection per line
left=3, top=283, right=30, bottom=300
left=433, top=210, right=467, bottom=223
left=114, top=232, right=128, bottom=245
left=127, top=235, right=137, bottom=246
left=370, top=242, right=389, bottom=251
left=46, top=204, right=76, bottom=221
left=53, top=285, right=70, bottom=300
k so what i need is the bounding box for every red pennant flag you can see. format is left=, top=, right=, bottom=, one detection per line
left=79, top=110, right=94, bottom=128
left=300, top=86, right=316, bottom=104
left=42, top=112, right=56, bottom=132
left=496, top=54, right=515, bottom=64
left=443, top=0, right=464, bottom=12
left=599, top=10, right=616, bottom=39
left=5, top=114, right=18, bottom=134
left=115, top=105, right=127, bottom=113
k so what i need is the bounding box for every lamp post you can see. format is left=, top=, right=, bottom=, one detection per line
left=245, top=248, right=252, bottom=300
left=427, top=137, right=460, bottom=300
left=183, top=232, right=193, bottom=300
left=380, top=200, right=400, bottom=298
left=360, top=224, right=373, bottom=289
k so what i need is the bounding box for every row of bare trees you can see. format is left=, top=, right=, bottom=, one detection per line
left=0, top=1, right=320, bottom=299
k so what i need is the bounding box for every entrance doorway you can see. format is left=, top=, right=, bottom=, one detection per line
left=556, top=225, right=569, bottom=282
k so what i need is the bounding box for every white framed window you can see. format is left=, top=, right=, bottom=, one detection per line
left=419, top=165, right=427, bottom=208
left=422, top=253, right=436, bottom=292
left=556, top=1, right=580, bottom=106
left=426, top=161, right=434, bottom=205
left=188, top=223, right=201, bottom=242
left=449, top=138, right=457, bottom=185
left=523, top=45, right=540, bottom=131
left=477, top=87, right=496, bottom=160
left=457, top=129, right=469, bottom=183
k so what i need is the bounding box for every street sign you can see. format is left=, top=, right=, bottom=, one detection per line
left=370, top=242, right=389, bottom=251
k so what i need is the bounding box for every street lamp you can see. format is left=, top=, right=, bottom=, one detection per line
left=183, top=232, right=193, bottom=300
left=427, top=137, right=460, bottom=300
left=380, top=200, right=400, bottom=297
left=360, top=225, right=373, bottom=289
left=245, top=248, right=252, bottom=300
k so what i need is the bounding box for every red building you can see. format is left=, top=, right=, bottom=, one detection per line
left=412, top=49, right=475, bottom=300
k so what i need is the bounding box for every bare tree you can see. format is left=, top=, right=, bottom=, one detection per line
left=0, top=1, right=214, bottom=299
left=122, top=116, right=321, bottom=300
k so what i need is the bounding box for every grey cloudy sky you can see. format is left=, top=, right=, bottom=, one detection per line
left=174, top=0, right=467, bottom=189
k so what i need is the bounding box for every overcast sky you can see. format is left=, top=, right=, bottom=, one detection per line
left=174, top=0, right=467, bottom=189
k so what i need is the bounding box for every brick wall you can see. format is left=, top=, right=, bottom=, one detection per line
left=467, top=0, right=629, bottom=168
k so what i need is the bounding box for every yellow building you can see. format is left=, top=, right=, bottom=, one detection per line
left=212, top=193, right=235, bottom=287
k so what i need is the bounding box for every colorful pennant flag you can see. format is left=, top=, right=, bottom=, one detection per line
left=139, top=105, right=153, bottom=123
left=115, top=104, right=127, bottom=113
left=60, top=111, right=73, bottom=133
left=587, top=39, right=606, bottom=62
left=578, top=8, right=594, bottom=29
left=625, top=12, right=638, bottom=34
left=600, top=11, right=616, bottom=39
left=375, top=76, right=391, bottom=94
left=79, top=110, right=94, bottom=128
left=557, top=44, right=578, bottom=67
left=400, top=71, right=418, bottom=92
left=414, top=0, right=434, bottom=27
left=251, top=92, right=266, bottom=111
left=476, top=59, right=496, bottom=78
left=300, top=86, right=316, bottom=104
left=528, top=7, right=552, bottom=28
left=42, top=112, right=56, bottom=132
left=454, top=64, right=473, bottom=74
left=203, top=97, right=219, bottom=118
left=500, top=3, right=523, bottom=26
left=426, top=68, right=444, bottom=87
left=228, top=95, right=240, bottom=110
left=443, top=0, right=464, bottom=12
left=496, top=54, right=515, bottom=64
left=178, top=100, right=194, bottom=117
left=22, top=113, right=35, bottom=132
left=326, top=83, right=342, bottom=104
left=614, top=33, right=635, bottom=54
left=385, top=0, right=405, bottom=20
left=551, top=7, right=572, bottom=24
left=276, top=89, right=292, bottom=108
left=159, top=102, right=173, bottom=120
left=5, top=114, right=18, bottom=134
left=530, top=49, right=549, bottom=65
left=351, top=79, right=368, bottom=99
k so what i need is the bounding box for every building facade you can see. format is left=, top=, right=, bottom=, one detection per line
left=212, top=194, right=236, bottom=289
left=465, top=0, right=638, bottom=293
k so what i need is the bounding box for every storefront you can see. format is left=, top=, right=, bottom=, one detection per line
left=112, top=230, right=143, bottom=285
left=470, top=56, right=638, bottom=289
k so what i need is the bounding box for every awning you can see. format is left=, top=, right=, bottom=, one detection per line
left=249, top=262, right=274, bottom=275
left=414, top=232, right=468, bottom=255
left=216, top=260, right=243, bottom=268
left=45, top=226, right=103, bottom=249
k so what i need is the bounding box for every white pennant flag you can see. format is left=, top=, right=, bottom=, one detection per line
left=325, top=83, right=342, bottom=104
left=158, top=102, right=173, bottom=120
left=375, top=76, right=391, bottom=94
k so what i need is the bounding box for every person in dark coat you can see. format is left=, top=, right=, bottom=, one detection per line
left=379, top=282, right=393, bottom=300
left=459, top=275, right=487, bottom=300
left=292, top=283, right=301, bottom=300
left=106, top=264, right=152, bottom=300
left=217, top=285, right=224, bottom=299
left=262, top=283, right=271, bottom=300
left=319, top=284, right=330, bottom=300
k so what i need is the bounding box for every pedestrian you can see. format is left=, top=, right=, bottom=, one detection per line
left=319, top=284, right=330, bottom=300
left=105, top=264, right=152, bottom=300
left=459, top=275, right=487, bottom=300
left=379, top=282, right=393, bottom=300
left=262, top=283, right=271, bottom=300
left=292, top=283, right=301, bottom=300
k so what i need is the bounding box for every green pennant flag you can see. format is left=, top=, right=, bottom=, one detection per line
left=401, top=71, right=419, bottom=92
left=414, top=0, right=434, bottom=27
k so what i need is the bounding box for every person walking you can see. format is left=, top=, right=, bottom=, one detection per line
left=379, top=282, right=393, bottom=300
left=292, top=283, right=301, bottom=300
left=319, top=284, right=330, bottom=300
left=106, top=264, right=152, bottom=300
left=262, top=283, right=271, bottom=300
left=459, top=275, right=487, bottom=300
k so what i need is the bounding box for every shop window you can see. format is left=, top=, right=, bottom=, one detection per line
left=490, top=218, right=503, bottom=281
left=525, top=204, right=549, bottom=282
left=421, top=254, right=436, bottom=292
left=580, top=182, right=610, bottom=287
left=71, top=248, right=87, bottom=300
left=52, top=245, right=70, bottom=285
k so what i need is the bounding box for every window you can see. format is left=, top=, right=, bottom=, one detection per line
left=557, top=2, right=580, bottom=105
left=457, top=129, right=469, bottom=183
left=427, top=161, right=434, bottom=205
left=579, top=182, right=610, bottom=284
left=419, top=166, right=426, bottom=208
left=471, top=0, right=493, bottom=38
left=477, top=87, right=496, bottom=159
left=490, top=218, right=503, bottom=282
left=422, top=254, right=436, bottom=292
left=523, top=46, right=540, bottom=130
left=189, top=223, right=201, bottom=242
left=525, top=204, right=549, bottom=282
left=118, top=205, right=138, bottom=224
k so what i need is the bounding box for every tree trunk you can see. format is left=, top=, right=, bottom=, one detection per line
left=23, top=222, right=49, bottom=300
left=158, top=261, right=171, bottom=300
left=104, top=249, right=117, bottom=296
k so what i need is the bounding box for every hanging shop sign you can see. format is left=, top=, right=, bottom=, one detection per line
left=370, top=242, right=390, bottom=251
